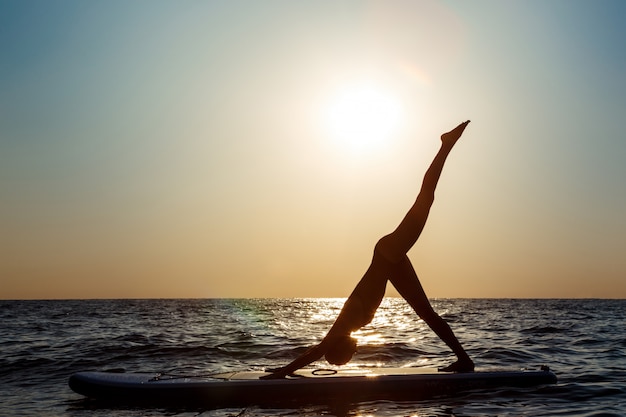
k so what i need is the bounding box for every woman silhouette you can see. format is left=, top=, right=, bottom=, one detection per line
left=263, top=121, right=474, bottom=378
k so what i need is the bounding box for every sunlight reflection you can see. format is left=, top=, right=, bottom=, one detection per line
left=351, top=361, right=385, bottom=368
left=352, top=329, right=385, bottom=345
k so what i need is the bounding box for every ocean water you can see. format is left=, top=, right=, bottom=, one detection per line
left=1, top=298, right=624, bottom=417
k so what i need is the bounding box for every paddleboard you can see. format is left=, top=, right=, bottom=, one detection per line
left=69, top=366, right=557, bottom=407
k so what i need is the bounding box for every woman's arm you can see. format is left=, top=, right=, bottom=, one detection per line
left=261, top=297, right=356, bottom=379
left=260, top=342, right=328, bottom=379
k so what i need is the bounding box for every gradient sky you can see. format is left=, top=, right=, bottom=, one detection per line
left=2, top=0, right=625, bottom=300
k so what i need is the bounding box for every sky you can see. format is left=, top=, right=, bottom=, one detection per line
left=2, top=0, right=625, bottom=300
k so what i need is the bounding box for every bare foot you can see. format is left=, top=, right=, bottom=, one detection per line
left=441, top=120, right=470, bottom=146
left=439, top=359, right=475, bottom=373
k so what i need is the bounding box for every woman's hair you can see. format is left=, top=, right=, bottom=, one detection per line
left=324, top=336, right=357, bottom=365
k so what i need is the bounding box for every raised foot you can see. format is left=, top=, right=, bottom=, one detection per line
left=438, top=359, right=475, bottom=373
left=441, top=120, right=470, bottom=146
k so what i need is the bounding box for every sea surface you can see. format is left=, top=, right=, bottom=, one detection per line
left=1, top=298, right=624, bottom=417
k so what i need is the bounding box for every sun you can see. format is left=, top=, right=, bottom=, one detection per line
left=323, top=83, right=404, bottom=154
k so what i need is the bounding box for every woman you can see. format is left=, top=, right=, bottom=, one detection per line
left=263, top=121, right=475, bottom=378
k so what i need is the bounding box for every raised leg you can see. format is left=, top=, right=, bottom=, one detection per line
left=377, top=121, right=470, bottom=262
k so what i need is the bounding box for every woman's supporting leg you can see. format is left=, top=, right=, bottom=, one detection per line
left=388, top=256, right=474, bottom=372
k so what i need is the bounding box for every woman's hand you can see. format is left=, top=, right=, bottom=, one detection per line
left=260, top=367, right=288, bottom=379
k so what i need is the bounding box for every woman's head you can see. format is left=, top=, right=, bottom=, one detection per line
left=324, top=335, right=357, bottom=365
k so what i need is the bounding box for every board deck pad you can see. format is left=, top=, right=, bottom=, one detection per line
left=69, top=366, right=557, bottom=408
left=212, top=367, right=442, bottom=380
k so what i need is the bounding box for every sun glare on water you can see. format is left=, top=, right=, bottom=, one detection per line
left=323, top=83, right=404, bottom=155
